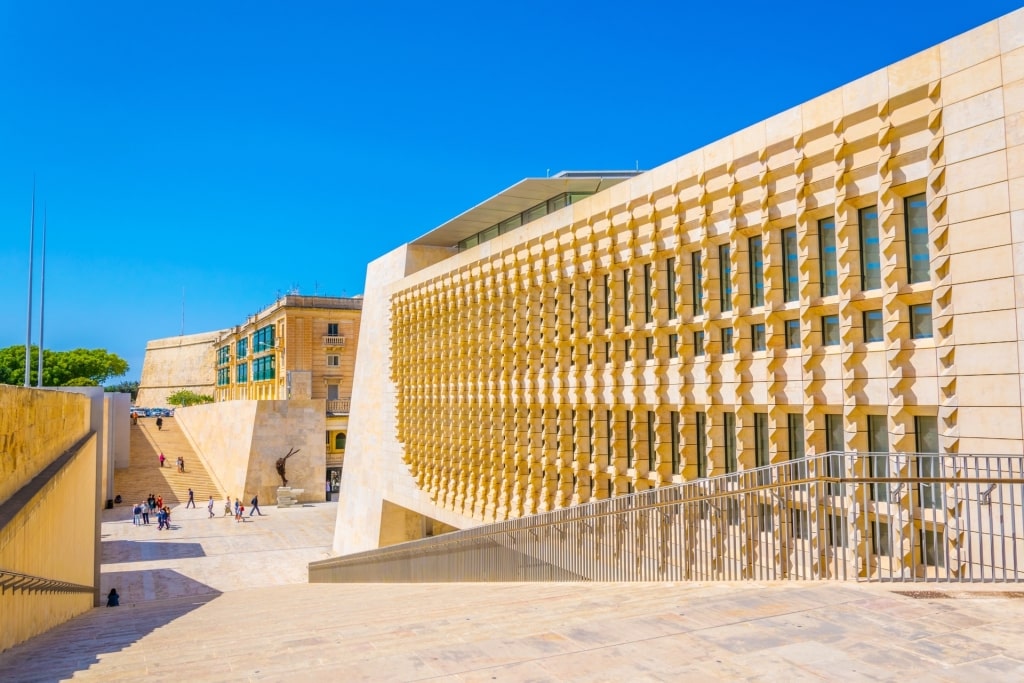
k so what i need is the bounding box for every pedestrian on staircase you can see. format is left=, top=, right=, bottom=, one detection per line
left=159, top=452, right=165, bottom=468
left=208, top=496, right=215, bottom=518
left=187, top=488, right=195, bottom=508
left=156, top=416, right=163, bottom=431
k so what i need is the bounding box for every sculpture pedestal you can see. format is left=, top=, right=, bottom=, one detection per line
left=276, top=487, right=305, bottom=508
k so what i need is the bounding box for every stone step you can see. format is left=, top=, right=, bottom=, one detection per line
left=115, top=417, right=221, bottom=507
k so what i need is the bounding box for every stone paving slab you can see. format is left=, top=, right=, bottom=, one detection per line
left=2, top=503, right=1024, bottom=681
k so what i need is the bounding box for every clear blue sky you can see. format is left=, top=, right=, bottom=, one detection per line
left=1, top=1, right=1019, bottom=383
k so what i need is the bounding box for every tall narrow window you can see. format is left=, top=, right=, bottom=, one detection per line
left=695, top=411, right=707, bottom=478
left=782, top=227, right=799, bottom=302
left=864, top=309, right=883, bottom=343
left=916, top=416, right=941, bottom=510
left=719, top=244, right=732, bottom=311
left=754, top=412, right=769, bottom=469
left=723, top=411, right=736, bottom=474
left=788, top=413, right=806, bottom=480
left=668, top=333, right=678, bottom=359
left=822, top=314, right=839, bottom=346
left=603, top=274, right=611, bottom=331
left=825, top=413, right=844, bottom=494
left=585, top=279, right=592, bottom=332
left=694, top=331, right=705, bottom=357
left=623, top=270, right=631, bottom=321
left=691, top=251, right=704, bottom=315
left=906, top=193, right=930, bottom=284
left=910, top=304, right=933, bottom=339
left=643, top=263, right=653, bottom=324
left=625, top=410, right=633, bottom=469
left=568, top=284, right=575, bottom=330
left=644, top=335, right=653, bottom=361
left=785, top=318, right=800, bottom=349
left=749, top=236, right=764, bottom=307
left=721, top=327, right=734, bottom=354
left=752, top=323, right=766, bottom=352
left=921, top=528, right=946, bottom=567
left=607, top=409, right=614, bottom=467
left=819, top=217, right=837, bottom=297
left=647, top=411, right=656, bottom=470
left=868, top=415, right=889, bottom=502
left=670, top=410, right=680, bottom=474
left=588, top=409, right=594, bottom=467
left=666, top=257, right=677, bottom=320
left=860, top=205, right=880, bottom=290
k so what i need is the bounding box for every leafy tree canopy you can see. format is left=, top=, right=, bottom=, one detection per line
left=105, top=380, right=140, bottom=400
left=0, top=345, right=129, bottom=387
left=166, top=390, right=214, bottom=407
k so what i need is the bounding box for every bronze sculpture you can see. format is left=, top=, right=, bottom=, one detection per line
left=275, top=447, right=300, bottom=486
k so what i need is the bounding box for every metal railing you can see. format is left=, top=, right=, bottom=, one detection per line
left=326, top=397, right=351, bottom=414
left=0, top=569, right=94, bottom=595
left=309, top=452, right=1024, bottom=584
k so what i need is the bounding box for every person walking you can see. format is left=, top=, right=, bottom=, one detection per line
left=186, top=488, right=195, bottom=508
left=235, top=502, right=244, bottom=522
left=207, top=495, right=215, bottom=518
left=159, top=452, right=165, bottom=468
left=223, top=497, right=232, bottom=516
left=249, top=494, right=264, bottom=516
left=180, top=456, right=186, bottom=473
left=156, top=416, right=163, bottom=431
left=132, top=502, right=142, bottom=526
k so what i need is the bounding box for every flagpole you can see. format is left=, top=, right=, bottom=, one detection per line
left=37, top=203, right=47, bottom=387
left=24, top=178, right=35, bottom=387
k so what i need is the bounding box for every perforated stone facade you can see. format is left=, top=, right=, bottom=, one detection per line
left=335, top=9, right=1024, bottom=553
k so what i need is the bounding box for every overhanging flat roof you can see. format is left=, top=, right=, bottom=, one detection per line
left=410, top=171, right=640, bottom=248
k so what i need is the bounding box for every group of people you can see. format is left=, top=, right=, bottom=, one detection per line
left=223, top=494, right=264, bottom=521
left=131, top=494, right=173, bottom=530
left=156, top=452, right=186, bottom=472
left=129, top=489, right=265, bottom=532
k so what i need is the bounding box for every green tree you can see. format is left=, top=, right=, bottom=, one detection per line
left=105, top=380, right=140, bottom=400
left=64, top=377, right=99, bottom=386
left=166, top=390, right=214, bottom=407
left=0, top=345, right=129, bottom=387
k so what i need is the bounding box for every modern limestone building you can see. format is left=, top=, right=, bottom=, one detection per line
left=334, top=9, right=1024, bottom=556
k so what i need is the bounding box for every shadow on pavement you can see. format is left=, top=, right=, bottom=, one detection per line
left=0, top=581, right=220, bottom=681
left=102, top=539, right=207, bottom=563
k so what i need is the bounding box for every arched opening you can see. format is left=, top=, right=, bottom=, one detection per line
left=335, top=432, right=347, bottom=450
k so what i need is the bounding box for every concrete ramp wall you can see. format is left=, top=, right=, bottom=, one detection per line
left=176, top=400, right=325, bottom=504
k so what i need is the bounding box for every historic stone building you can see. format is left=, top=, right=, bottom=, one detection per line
left=211, top=295, right=362, bottom=488
left=335, top=9, right=1024, bottom=555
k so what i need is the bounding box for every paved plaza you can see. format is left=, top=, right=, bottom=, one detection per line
left=1, top=501, right=1023, bottom=681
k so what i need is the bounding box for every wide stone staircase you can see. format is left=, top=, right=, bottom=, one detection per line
left=114, top=417, right=221, bottom=508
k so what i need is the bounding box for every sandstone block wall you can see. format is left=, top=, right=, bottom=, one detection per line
left=0, top=385, right=99, bottom=653
left=136, top=330, right=225, bottom=408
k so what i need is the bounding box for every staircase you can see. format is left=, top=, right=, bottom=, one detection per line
left=114, top=416, right=221, bottom=508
